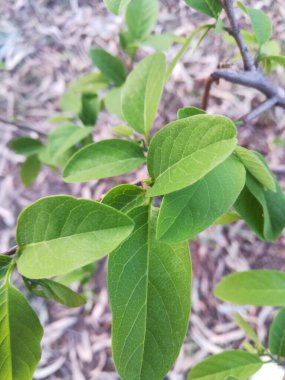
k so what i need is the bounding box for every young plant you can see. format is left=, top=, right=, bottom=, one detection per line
left=2, top=1, right=285, bottom=379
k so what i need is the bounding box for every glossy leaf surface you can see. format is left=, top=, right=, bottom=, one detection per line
left=102, top=184, right=146, bottom=213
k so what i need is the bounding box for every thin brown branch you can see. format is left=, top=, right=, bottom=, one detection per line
left=1, top=245, right=17, bottom=256
left=201, top=76, right=219, bottom=110
left=0, top=117, right=46, bottom=137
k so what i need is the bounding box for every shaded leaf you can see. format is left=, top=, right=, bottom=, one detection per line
left=184, top=0, right=222, bottom=19
left=147, top=115, right=237, bottom=196
left=63, top=139, right=145, bottom=183
left=0, top=257, right=13, bottom=281
left=79, top=93, right=99, bottom=126
left=214, top=270, right=285, bottom=306
left=102, top=184, right=146, bottom=213
left=213, top=210, right=241, bottom=225
left=20, top=155, right=41, bottom=188
left=56, top=262, right=97, bottom=286
left=269, top=309, right=285, bottom=357
left=109, top=206, right=191, bottom=380
left=177, top=106, right=206, bottom=119
left=16, top=195, right=134, bottom=278
left=247, top=8, right=272, bottom=46
left=9, top=137, right=43, bottom=156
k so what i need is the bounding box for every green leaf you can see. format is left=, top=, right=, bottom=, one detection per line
left=9, top=137, right=43, bottom=156
left=126, top=0, right=159, bottom=41
left=0, top=283, right=43, bottom=380
left=234, top=314, right=261, bottom=349
left=89, top=48, right=127, bottom=87
left=143, top=33, right=179, bottom=52
left=24, top=278, right=86, bottom=308
left=247, top=8, right=272, bottom=46
left=157, top=155, right=245, bottom=242
left=39, top=124, right=93, bottom=166
left=177, top=106, right=206, bottom=119
left=214, top=270, right=285, bottom=306
left=102, top=184, right=146, bottom=213
left=0, top=257, right=12, bottom=281
left=122, top=52, right=166, bottom=135
left=59, top=90, right=81, bottom=114
left=213, top=210, right=241, bottom=225
left=262, top=55, right=285, bottom=69
left=111, top=124, right=133, bottom=138
left=235, top=146, right=276, bottom=191
left=108, top=206, right=191, bottom=380
left=20, top=155, right=41, bottom=188
left=184, top=0, right=222, bottom=19
left=69, top=72, right=108, bottom=95
left=103, top=0, right=131, bottom=14
left=234, top=172, right=285, bottom=241
left=104, top=86, right=125, bottom=120
left=79, top=93, right=99, bottom=126
left=63, top=139, right=145, bottom=183
left=147, top=115, right=237, bottom=197
left=187, top=351, right=262, bottom=380
left=56, top=262, right=97, bottom=286
left=16, top=195, right=134, bottom=279
left=269, top=309, right=285, bottom=357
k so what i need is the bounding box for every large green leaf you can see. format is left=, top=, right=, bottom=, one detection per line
left=184, top=0, right=222, bottom=19
left=269, top=309, right=285, bottom=357
left=63, top=139, right=145, bottom=183
left=20, top=155, right=41, bottom=188
left=102, top=184, right=146, bottom=213
left=16, top=195, right=134, bottom=279
left=187, top=351, right=262, bottom=380
left=103, top=0, right=131, bottom=14
left=147, top=115, right=237, bottom=197
left=214, top=270, right=285, bottom=306
left=108, top=206, right=191, bottom=380
left=247, top=8, right=272, bottom=46
left=235, top=146, right=275, bottom=191
left=121, top=52, right=166, bottom=135
left=39, top=124, right=93, bottom=166
left=24, top=278, right=86, bottom=308
left=89, top=48, right=126, bottom=87
left=234, top=172, right=285, bottom=241
left=157, top=155, right=245, bottom=242
left=9, top=137, right=43, bottom=156
left=0, top=283, right=43, bottom=380
left=126, top=0, right=159, bottom=41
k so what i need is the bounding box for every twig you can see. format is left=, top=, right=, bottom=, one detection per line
left=0, top=117, right=46, bottom=137
left=202, top=76, right=219, bottom=110
left=0, top=245, right=18, bottom=256
left=240, top=97, right=279, bottom=124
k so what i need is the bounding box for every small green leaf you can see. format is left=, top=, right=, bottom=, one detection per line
left=177, top=106, right=206, bottom=119
left=0, top=283, right=43, bottom=380
left=269, top=309, right=285, bottom=357
left=9, top=137, right=43, bottom=156
left=103, top=0, right=131, bottom=14
left=39, top=124, right=93, bottom=166
left=234, top=313, right=261, bottom=349
left=20, top=155, right=41, bottom=188
left=89, top=48, right=127, bottom=87
left=247, top=8, right=272, bottom=46
left=157, top=155, right=245, bottom=242
left=262, top=55, right=285, bottom=69
left=60, top=90, right=81, bottom=114
left=0, top=257, right=13, bottom=281
left=109, top=206, right=191, bottom=380
left=187, top=351, right=262, bottom=380
left=126, top=0, right=159, bottom=41
left=104, top=86, right=125, bottom=120
left=235, top=146, right=276, bottom=191
left=69, top=72, right=108, bottom=94
left=16, top=195, right=134, bottom=278
left=143, top=33, right=179, bottom=52
left=24, top=278, right=86, bottom=308
left=79, top=93, right=99, bottom=126
left=63, top=139, right=145, bottom=183
left=213, top=210, right=241, bottom=225
left=111, top=124, right=133, bottom=138
left=234, top=172, right=285, bottom=241
left=102, top=184, right=146, bottom=213
left=184, top=0, right=222, bottom=19
left=56, top=262, right=97, bottom=286
left=214, top=270, right=285, bottom=306
left=122, top=52, right=166, bottom=135
left=147, top=115, right=237, bottom=196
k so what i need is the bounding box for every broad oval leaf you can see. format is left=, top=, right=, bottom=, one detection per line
left=147, top=115, right=237, bottom=196
left=269, top=309, right=285, bottom=357
left=234, top=171, right=285, bottom=241
left=214, top=270, right=285, bottom=306
left=9, top=137, right=43, bottom=156
left=247, top=8, right=272, bottom=47
left=24, top=278, right=86, bottom=308
left=102, top=184, right=146, bottom=213
left=157, top=155, right=245, bottom=242
left=16, top=195, right=134, bottom=278
left=63, top=139, right=145, bottom=183
left=108, top=206, right=191, bottom=380
left=122, top=52, right=166, bottom=135
left=89, top=48, right=126, bottom=87
left=185, top=0, right=222, bottom=19
left=235, top=146, right=276, bottom=191
left=126, top=0, right=159, bottom=41
left=0, top=284, right=43, bottom=380
left=20, top=155, right=41, bottom=188
left=187, top=351, right=262, bottom=380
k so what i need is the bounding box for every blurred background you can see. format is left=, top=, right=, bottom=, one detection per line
left=1, top=0, right=285, bottom=379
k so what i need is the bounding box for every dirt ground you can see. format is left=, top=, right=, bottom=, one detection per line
left=1, top=1, right=285, bottom=379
